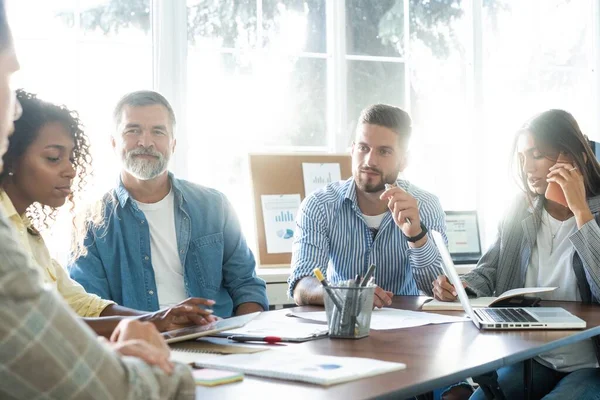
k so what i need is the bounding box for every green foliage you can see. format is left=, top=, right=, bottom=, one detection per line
left=60, top=0, right=507, bottom=57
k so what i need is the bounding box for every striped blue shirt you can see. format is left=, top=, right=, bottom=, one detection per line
left=288, top=178, right=447, bottom=297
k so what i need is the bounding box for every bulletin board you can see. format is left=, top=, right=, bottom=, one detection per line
left=249, top=153, right=352, bottom=266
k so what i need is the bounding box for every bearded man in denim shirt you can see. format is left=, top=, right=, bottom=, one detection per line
left=69, top=90, right=267, bottom=318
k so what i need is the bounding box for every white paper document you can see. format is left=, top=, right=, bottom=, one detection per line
left=261, top=194, right=301, bottom=253
left=291, top=308, right=469, bottom=330
left=217, top=319, right=329, bottom=342
left=302, top=163, right=341, bottom=195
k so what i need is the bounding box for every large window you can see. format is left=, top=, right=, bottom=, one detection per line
left=8, top=0, right=152, bottom=260
left=480, top=0, right=594, bottom=241
left=7, top=0, right=599, bottom=261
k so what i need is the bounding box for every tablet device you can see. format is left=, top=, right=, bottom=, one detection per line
left=162, top=311, right=261, bottom=344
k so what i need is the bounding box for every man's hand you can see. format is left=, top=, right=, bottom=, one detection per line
left=373, top=286, right=393, bottom=308
left=141, top=297, right=218, bottom=332
left=379, top=185, right=421, bottom=237
left=107, top=319, right=173, bottom=374
left=432, top=275, right=467, bottom=301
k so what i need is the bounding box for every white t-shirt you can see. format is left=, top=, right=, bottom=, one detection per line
left=525, top=209, right=597, bottom=372
left=135, top=190, right=187, bottom=308
left=362, top=212, right=387, bottom=230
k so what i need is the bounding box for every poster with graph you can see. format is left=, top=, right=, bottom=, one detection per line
left=260, top=194, right=301, bottom=254
left=302, top=163, right=342, bottom=195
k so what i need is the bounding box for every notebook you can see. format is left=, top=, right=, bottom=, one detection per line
left=422, top=287, right=558, bottom=311
left=192, top=368, right=244, bottom=387
left=193, top=350, right=406, bottom=386
left=170, top=337, right=267, bottom=365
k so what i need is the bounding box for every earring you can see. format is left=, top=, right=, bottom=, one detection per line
left=8, top=171, right=13, bottom=176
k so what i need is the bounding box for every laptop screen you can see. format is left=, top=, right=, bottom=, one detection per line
left=431, top=230, right=480, bottom=329
left=445, top=211, right=482, bottom=263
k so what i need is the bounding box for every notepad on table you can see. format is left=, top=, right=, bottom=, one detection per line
left=422, top=287, right=557, bottom=311
left=193, top=350, right=406, bottom=386
left=170, top=337, right=268, bottom=365
left=193, top=368, right=244, bottom=387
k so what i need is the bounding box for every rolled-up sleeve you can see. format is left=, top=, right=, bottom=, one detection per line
left=408, top=194, right=446, bottom=295
left=288, top=194, right=330, bottom=298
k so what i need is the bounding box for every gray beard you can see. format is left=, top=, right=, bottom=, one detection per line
left=124, top=156, right=168, bottom=180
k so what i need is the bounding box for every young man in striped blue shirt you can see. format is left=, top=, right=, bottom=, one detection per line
left=289, top=104, right=447, bottom=308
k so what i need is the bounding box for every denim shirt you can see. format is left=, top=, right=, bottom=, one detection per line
left=69, top=174, right=268, bottom=317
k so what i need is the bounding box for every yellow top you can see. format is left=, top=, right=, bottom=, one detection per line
left=0, top=190, right=114, bottom=317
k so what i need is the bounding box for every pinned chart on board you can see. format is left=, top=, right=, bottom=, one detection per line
left=302, top=163, right=341, bottom=195
left=261, top=194, right=301, bottom=254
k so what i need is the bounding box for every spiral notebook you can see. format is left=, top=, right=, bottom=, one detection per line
left=193, top=350, right=406, bottom=386
left=170, top=337, right=267, bottom=365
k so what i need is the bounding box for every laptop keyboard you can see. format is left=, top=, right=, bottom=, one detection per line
left=478, top=308, right=539, bottom=323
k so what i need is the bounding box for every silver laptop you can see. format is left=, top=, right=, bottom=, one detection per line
left=445, top=211, right=482, bottom=265
left=431, top=231, right=586, bottom=330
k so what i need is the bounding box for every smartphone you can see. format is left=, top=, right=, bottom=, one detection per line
left=544, top=153, right=571, bottom=208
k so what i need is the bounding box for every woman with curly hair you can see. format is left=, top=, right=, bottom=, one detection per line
left=0, top=89, right=215, bottom=337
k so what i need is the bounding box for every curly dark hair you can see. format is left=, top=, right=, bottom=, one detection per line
left=0, top=89, right=93, bottom=231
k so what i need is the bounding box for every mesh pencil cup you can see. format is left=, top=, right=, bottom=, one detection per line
left=323, top=284, right=375, bottom=339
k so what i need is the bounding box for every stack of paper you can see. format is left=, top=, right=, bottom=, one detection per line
left=290, top=308, right=469, bottom=330
left=216, top=319, right=329, bottom=342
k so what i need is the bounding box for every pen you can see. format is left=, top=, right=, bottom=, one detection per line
left=228, top=335, right=282, bottom=344
left=360, top=264, right=376, bottom=287
left=385, top=183, right=411, bottom=226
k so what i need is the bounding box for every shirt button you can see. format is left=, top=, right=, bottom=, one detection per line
left=144, top=256, right=149, bottom=261
left=148, top=290, right=154, bottom=295
left=180, top=249, right=184, bottom=254
left=141, top=220, right=145, bottom=224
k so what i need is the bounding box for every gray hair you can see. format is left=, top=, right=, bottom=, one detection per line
left=113, top=90, right=176, bottom=133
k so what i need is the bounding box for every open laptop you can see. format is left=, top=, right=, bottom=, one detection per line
left=445, top=211, right=482, bottom=265
left=431, top=231, right=586, bottom=330
left=162, top=312, right=261, bottom=344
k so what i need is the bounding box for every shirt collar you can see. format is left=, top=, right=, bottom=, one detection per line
left=115, top=171, right=182, bottom=208
left=0, top=190, right=33, bottom=230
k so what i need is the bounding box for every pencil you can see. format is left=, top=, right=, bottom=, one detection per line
left=385, top=183, right=411, bottom=226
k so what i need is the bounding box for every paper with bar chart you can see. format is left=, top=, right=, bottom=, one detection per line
left=261, top=194, right=301, bottom=254
left=302, top=163, right=341, bottom=195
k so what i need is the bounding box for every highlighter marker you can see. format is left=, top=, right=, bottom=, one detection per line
left=313, top=268, right=343, bottom=310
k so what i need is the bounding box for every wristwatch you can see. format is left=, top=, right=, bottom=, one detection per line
left=406, top=222, right=428, bottom=243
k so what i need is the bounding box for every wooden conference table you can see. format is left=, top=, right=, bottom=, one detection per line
left=194, top=296, right=600, bottom=399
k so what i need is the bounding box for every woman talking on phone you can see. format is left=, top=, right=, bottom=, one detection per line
left=433, top=109, right=600, bottom=400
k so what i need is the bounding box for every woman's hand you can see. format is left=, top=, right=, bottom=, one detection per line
left=106, top=319, right=174, bottom=374
left=432, top=275, right=467, bottom=301
left=547, top=162, right=593, bottom=227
